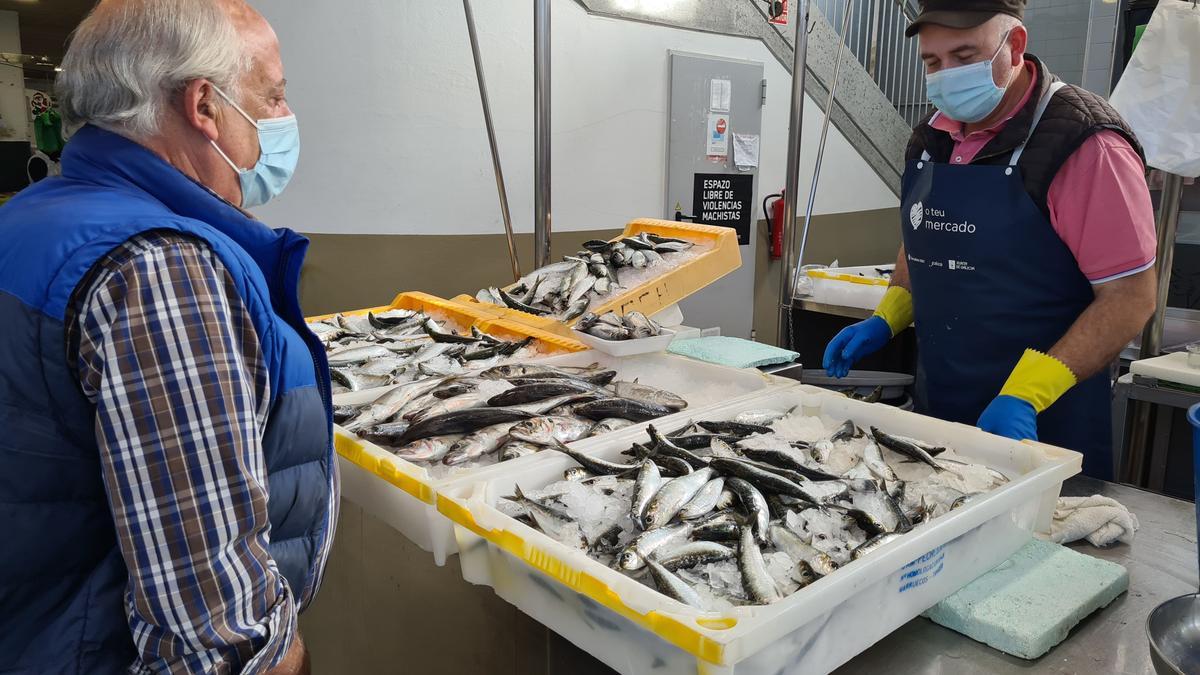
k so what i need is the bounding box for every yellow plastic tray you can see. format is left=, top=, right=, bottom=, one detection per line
left=454, top=218, right=741, bottom=336
left=306, top=290, right=586, bottom=354
left=806, top=269, right=890, bottom=287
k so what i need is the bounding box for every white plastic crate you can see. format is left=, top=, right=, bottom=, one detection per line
left=438, top=385, right=1082, bottom=674
left=802, top=264, right=892, bottom=311
left=333, top=353, right=788, bottom=565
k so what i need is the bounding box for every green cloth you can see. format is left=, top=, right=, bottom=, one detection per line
left=667, top=336, right=798, bottom=369
left=1132, top=24, right=1148, bottom=54
left=34, top=110, right=64, bottom=155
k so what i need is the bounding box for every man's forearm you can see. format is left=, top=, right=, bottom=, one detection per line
left=265, top=632, right=310, bottom=675
left=1047, top=268, right=1157, bottom=381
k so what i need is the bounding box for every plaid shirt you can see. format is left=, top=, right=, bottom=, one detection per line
left=67, top=230, right=323, bottom=674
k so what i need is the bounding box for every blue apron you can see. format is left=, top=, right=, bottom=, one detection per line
left=901, top=82, right=1112, bottom=479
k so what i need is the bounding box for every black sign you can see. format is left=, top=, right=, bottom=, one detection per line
left=692, top=173, right=753, bottom=245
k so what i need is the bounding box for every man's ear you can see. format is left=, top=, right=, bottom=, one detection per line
left=1010, top=25, right=1029, bottom=66
left=179, top=79, right=221, bottom=142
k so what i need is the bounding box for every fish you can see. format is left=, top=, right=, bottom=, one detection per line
left=646, top=425, right=710, bottom=469
left=725, top=477, right=770, bottom=544
left=697, top=420, right=773, bottom=437
left=442, top=422, right=521, bottom=466
left=851, top=533, right=904, bottom=560
left=479, top=362, right=601, bottom=381
left=487, top=380, right=599, bottom=407
left=498, top=288, right=550, bottom=316
left=344, top=378, right=445, bottom=432
left=394, top=407, right=535, bottom=445
left=509, top=393, right=600, bottom=416
left=738, top=527, right=781, bottom=604
left=332, top=405, right=359, bottom=424
left=330, top=368, right=392, bottom=392
left=360, top=420, right=411, bottom=445
left=653, top=455, right=694, bottom=477
left=548, top=440, right=642, bottom=475
left=588, top=418, right=635, bottom=436
left=645, top=560, right=705, bottom=609
left=495, top=440, right=541, bottom=462
left=618, top=521, right=694, bottom=570
left=584, top=323, right=630, bottom=341
left=391, top=435, right=459, bottom=462
left=677, top=478, right=725, bottom=520
left=691, top=511, right=742, bottom=542
left=507, top=416, right=594, bottom=446
left=563, top=297, right=590, bottom=321
left=733, top=407, right=797, bottom=426
left=643, top=467, right=717, bottom=530
left=608, top=382, right=688, bottom=411
left=871, top=427, right=946, bottom=472
left=708, top=458, right=814, bottom=502
left=630, top=460, right=663, bottom=528
left=509, top=485, right=588, bottom=550
left=840, top=482, right=910, bottom=535
left=861, top=439, right=899, bottom=483
left=653, top=541, right=735, bottom=571
left=830, top=420, right=864, bottom=443
left=769, top=523, right=839, bottom=577
left=575, top=397, right=674, bottom=423
left=404, top=391, right=492, bottom=423
left=326, top=344, right=395, bottom=367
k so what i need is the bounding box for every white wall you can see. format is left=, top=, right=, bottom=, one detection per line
left=251, top=0, right=898, bottom=235
left=0, top=11, right=28, bottom=143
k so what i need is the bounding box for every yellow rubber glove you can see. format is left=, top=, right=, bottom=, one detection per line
left=872, top=286, right=914, bottom=337
left=999, top=349, right=1078, bottom=413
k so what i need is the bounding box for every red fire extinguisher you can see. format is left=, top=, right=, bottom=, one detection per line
left=763, top=190, right=785, bottom=259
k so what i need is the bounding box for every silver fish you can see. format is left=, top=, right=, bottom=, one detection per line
left=330, top=368, right=391, bottom=392
left=563, top=466, right=592, bottom=482
left=345, top=378, right=445, bottom=432
left=510, top=485, right=587, bottom=550
left=643, top=467, right=717, bottom=530
left=326, top=344, right=395, bottom=367
left=618, top=522, right=693, bottom=570
left=549, top=440, right=642, bottom=476
left=500, top=440, right=543, bottom=462
left=769, top=523, right=839, bottom=577
left=653, top=541, right=735, bottom=571
left=442, top=422, right=521, bottom=466
left=608, top=382, right=688, bottom=411
left=630, top=460, right=663, bottom=529
left=861, top=439, right=899, bottom=483
left=589, top=418, right=635, bottom=436
left=508, top=416, right=594, bottom=447
left=645, top=559, right=704, bottom=609
left=391, top=435, right=459, bottom=462
left=733, top=407, right=797, bottom=426
left=851, top=532, right=904, bottom=560
left=738, top=526, right=781, bottom=604
left=677, top=478, right=725, bottom=520
left=725, top=477, right=770, bottom=544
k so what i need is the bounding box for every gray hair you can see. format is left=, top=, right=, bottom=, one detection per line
left=56, top=0, right=250, bottom=138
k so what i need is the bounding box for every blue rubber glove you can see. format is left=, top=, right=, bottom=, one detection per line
left=822, top=316, right=892, bottom=378
left=977, top=395, right=1039, bottom=441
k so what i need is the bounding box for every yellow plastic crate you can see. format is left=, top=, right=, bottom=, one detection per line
left=455, top=218, right=741, bottom=336
left=306, top=290, right=586, bottom=354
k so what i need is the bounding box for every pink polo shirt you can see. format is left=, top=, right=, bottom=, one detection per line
left=928, top=60, right=1157, bottom=283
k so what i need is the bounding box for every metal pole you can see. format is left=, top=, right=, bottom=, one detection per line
left=776, top=0, right=812, bottom=348
left=533, top=0, right=552, bottom=269
left=866, top=0, right=881, bottom=80
left=788, top=1, right=855, bottom=304
left=1123, top=173, right=1185, bottom=484
left=463, top=0, right=521, bottom=283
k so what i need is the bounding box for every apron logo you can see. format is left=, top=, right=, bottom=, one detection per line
left=910, top=202, right=924, bottom=230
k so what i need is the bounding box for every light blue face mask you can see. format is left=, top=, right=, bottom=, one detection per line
left=925, top=30, right=1014, bottom=124
left=210, top=85, right=299, bottom=208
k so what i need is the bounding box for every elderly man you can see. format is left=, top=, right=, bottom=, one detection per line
left=823, top=0, right=1157, bottom=479
left=0, top=1, right=334, bottom=673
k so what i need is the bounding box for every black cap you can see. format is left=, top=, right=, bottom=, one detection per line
left=905, top=0, right=1025, bottom=38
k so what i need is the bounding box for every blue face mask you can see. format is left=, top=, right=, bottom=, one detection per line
left=925, top=31, right=1014, bottom=124
left=210, top=85, right=299, bottom=208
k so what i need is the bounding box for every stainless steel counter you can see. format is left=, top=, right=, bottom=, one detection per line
left=836, top=477, right=1198, bottom=674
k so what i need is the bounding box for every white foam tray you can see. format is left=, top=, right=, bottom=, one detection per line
left=333, top=351, right=788, bottom=565
left=439, top=385, right=1081, bottom=674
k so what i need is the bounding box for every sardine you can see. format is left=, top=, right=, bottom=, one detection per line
left=830, top=420, right=864, bottom=443
left=653, top=541, right=735, bottom=571
left=646, top=425, right=710, bottom=469
left=327, top=344, right=395, bottom=366
left=738, top=527, right=781, bottom=604
left=645, top=560, right=704, bottom=609
left=488, top=380, right=598, bottom=407
left=769, top=523, right=839, bottom=577
left=563, top=466, right=592, bottom=482
left=871, top=427, right=947, bottom=472
left=394, top=407, right=535, bottom=445
left=630, top=460, right=663, bottom=529
left=548, top=440, right=641, bottom=475
left=734, top=407, right=796, bottom=426
left=697, top=420, right=773, bottom=437
left=708, top=458, right=814, bottom=502
left=725, top=477, right=770, bottom=544
left=330, top=368, right=391, bottom=392
left=618, top=522, right=693, bottom=570
left=861, top=439, right=899, bottom=483
left=608, top=382, right=688, bottom=411
left=643, top=467, right=717, bottom=530
left=509, top=485, right=587, bottom=550
left=654, top=455, right=694, bottom=477
left=391, top=435, right=459, bottom=462
left=499, top=440, right=543, bottom=462
left=588, top=418, right=635, bottom=436
left=677, top=477, right=725, bottom=520
left=691, top=511, right=742, bottom=542
left=851, top=532, right=904, bottom=560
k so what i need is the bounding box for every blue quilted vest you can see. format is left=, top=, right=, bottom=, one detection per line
left=0, top=125, right=336, bottom=674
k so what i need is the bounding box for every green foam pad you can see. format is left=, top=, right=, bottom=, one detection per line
left=923, top=539, right=1128, bottom=659
left=667, top=336, right=798, bottom=369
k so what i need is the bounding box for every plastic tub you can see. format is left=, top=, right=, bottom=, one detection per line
left=439, top=385, right=1082, bottom=674
left=801, top=265, right=892, bottom=311
left=790, top=369, right=914, bottom=400
left=571, top=327, right=677, bottom=356
left=454, top=218, right=741, bottom=335
left=333, top=352, right=787, bottom=565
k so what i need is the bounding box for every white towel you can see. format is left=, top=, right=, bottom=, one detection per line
left=1049, top=495, right=1139, bottom=548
